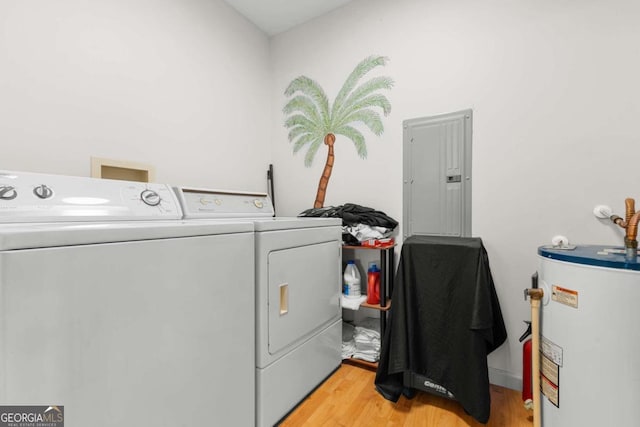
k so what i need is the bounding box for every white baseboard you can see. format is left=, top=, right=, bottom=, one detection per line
left=488, top=367, right=521, bottom=392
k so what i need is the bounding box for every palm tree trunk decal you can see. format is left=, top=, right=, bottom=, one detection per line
left=314, top=133, right=336, bottom=208
left=283, top=55, right=393, bottom=208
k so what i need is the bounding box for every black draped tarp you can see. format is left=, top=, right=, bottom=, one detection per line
left=299, top=203, right=398, bottom=229
left=375, top=235, right=507, bottom=424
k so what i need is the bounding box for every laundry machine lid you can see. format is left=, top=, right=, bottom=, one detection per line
left=0, top=220, right=254, bottom=250
left=252, top=217, right=341, bottom=231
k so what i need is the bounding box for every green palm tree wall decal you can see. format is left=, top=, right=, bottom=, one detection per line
left=283, top=55, right=393, bottom=208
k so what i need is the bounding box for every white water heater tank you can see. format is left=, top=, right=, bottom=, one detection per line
left=537, top=245, right=640, bottom=427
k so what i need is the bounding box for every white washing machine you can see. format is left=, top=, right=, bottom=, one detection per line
left=0, top=171, right=255, bottom=426
left=174, top=187, right=343, bottom=427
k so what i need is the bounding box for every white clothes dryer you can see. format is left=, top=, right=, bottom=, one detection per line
left=174, top=187, right=342, bottom=427
left=0, top=171, right=255, bottom=426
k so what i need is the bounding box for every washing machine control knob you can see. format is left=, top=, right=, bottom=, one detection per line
left=33, top=184, right=53, bottom=199
left=0, top=185, right=17, bottom=200
left=140, top=189, right=161, bottom=206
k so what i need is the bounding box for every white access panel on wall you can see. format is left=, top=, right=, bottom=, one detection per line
left=403, top=109, right=472, bottom=238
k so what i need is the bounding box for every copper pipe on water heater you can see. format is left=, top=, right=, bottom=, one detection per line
left=611, top=214, right=625, bottom=227
left=610, top=198, right=640, bottom=261
left=610, top=198, right=635, bottom=228
left=626, top=211, right=640, bottom=246
left=625, top=198, right=636, bottom=225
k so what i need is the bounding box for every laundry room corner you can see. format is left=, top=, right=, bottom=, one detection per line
left=268, top=0, right=640, bottom=396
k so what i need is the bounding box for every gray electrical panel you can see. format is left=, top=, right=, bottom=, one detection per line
left=403, top=110, right=472, bottom=239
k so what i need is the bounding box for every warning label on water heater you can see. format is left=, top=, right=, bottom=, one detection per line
left=540, top=354, right=559, bottom=386
left=541, top=371, right=560, bottom=407
left=552, top=285, right=578, bottom=308
left=540, top=337, right=562, bottom=407
left=541, top=336, right=563, bottom=366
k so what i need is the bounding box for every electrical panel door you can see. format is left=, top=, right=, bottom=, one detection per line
left=403, top=110, right=472, bottom=238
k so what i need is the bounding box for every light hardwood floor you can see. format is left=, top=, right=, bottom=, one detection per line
left=280, top=364, right=533, bottom=426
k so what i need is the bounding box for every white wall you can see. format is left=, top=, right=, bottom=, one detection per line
left=0, top=0, right=271, bottom=190
left=270, top=0, right=640, bottom=387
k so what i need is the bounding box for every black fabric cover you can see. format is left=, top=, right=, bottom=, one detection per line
left=299, top=203, right=398, bottom=229
left=375, top=235, right=507, bottom=424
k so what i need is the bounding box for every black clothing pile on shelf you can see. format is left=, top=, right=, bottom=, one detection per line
left=374, top=235, right=507, bottom=424
left=299, top=203, right=398, bottom=245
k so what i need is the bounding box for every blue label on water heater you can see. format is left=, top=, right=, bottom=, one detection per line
left=538, top=245, right=640, bottom=271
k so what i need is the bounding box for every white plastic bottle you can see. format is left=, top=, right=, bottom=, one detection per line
left=343, top=260, right=361, bottom=298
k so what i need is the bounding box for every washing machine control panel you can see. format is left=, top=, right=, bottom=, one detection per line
left=140, top=189, right=161, bottom=206
left=0, top=185, right=17, bottom=200
left=33, top=184, right=54, bottom=199
left=0, top=170, right=183, bottom=222
left=174, top=187, right=274, bottom=219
